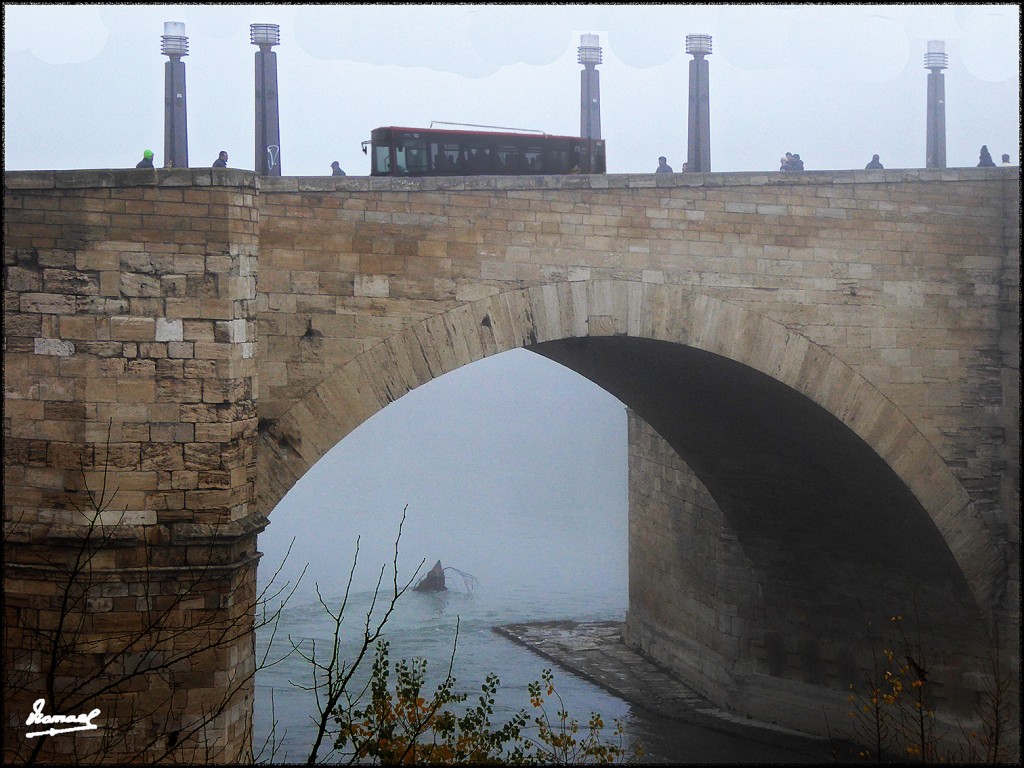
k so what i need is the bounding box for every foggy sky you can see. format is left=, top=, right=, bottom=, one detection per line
left=259, top=350, right=629, bottom=596
left=4, top=4, right=1020, bottom=176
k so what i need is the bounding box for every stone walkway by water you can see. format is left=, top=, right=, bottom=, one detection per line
left=493, top=620, right=845, bottom=764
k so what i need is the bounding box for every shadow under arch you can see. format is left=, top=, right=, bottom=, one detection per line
left=257, top=278, right=1003, bottom=629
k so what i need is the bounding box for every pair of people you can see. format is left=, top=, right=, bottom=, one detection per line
left=977, top=146, right=1016, bottom=167
left=136, top=149, right=228, bottom=168
left=780, top=152, right=804, bottom=171
left=655, top=157, right=694, bottom=173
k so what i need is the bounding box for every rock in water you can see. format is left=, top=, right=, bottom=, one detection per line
left=413, top=560, right=447, bottom=592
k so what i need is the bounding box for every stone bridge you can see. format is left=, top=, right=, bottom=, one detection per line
left=3, top=166, right=1019, bottom=762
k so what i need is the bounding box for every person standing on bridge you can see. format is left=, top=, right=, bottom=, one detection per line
left=212, top=150, right=229, bottom=168
left=331, top=160, right=346, bottom=176
left=865, top=154, right=883, bottom=169
left=136, top=149, right=154, bottom=169
left=976, top=145, right=995, bottom=167
left=655, top=156, right=673, bottom=173
left=780, top=152, right=804, bottom=171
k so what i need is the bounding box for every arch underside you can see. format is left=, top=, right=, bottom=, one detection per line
left=535, top=335, right=977, bottom=608
left=258, top=279, right=1003, bottom=631
left=536, top=336, right=989, bottom=694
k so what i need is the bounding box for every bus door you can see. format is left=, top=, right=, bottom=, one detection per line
left=395, top=134, right=428, bottom=175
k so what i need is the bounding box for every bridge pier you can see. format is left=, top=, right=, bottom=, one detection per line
left=625, top=411, right=1005, bottom=739
left=3, top=170, right=262, bottom=762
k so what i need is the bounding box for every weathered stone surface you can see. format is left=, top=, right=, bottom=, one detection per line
left=4, top=171, right=260, bottom=764
left=2, top=167, right=1019, bottom=762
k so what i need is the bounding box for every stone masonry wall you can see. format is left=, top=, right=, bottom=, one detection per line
left=255, top=170, right=1019, bottom=565
left=624, top=410, right=761, bottom=706
left=3, top=166, right=1019, bottom=759
left=624, top=408, right=1004, bottom=739
left=3, top=169, right=262, bottom=763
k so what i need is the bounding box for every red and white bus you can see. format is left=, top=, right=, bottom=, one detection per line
left=366, top=126, right=606, bottom=177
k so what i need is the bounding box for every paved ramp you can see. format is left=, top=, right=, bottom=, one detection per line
left=494, top=620, right=843, bottom=761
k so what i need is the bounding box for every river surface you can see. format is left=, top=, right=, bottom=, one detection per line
left=253, top=581, right=835, bottom=764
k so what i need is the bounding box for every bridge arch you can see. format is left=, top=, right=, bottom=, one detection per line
left=258, top=278, right=1000, bottom=628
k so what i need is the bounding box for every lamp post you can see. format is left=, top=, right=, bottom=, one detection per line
left=251, top=23, right=282, bottom=176
left=161, top=22, right=189, bottom=169
left=924, top=40, right=947, bottom=170
left=578, top=34, right=602, bottom=140
left=685, top=34, right=712, bottom=173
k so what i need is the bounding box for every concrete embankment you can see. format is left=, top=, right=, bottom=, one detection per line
left=494, top=620, right=855, bottom=764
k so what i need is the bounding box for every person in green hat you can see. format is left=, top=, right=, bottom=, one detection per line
left=136, top=149, right=155, bottom=169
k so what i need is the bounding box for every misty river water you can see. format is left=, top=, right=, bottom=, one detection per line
left=252, top=580, right=834, bottom=764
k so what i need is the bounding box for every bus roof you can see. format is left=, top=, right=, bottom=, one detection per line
left=372, top=126, right=592, bottom=142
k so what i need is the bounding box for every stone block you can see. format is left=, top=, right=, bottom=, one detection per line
left=354, top=274, right=389, bottom=297
left=167, top=341, right=195, bottom=359
left=110, top=316, right=155, bottom=341
left=20, top=292, right=77, bottom=314
left=6, top=266, right=42, bottom=291
left=155, top=318, right=184, bottom=342
left=33, top=337, right=75, bottom=357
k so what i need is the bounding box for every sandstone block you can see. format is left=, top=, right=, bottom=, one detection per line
left=33, top=337, right=75, bottom=357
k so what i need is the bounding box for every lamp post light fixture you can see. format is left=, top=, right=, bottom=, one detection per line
left=161, top=21, right=189, bottom=169
left=685, top=33, right=712, bottom=173
left=685, top=33, right=712, bottom=57
left=924, top=40, right=948, bottom=169
left=251, top=23, right=282, bottom=175
left=578, top=33, right=602, bottom=141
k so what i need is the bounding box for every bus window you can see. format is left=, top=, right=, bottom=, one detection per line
left=591, top=141, right=607, bottom=173
left=464, top=145, right=492, bottom=173
left=431, top=142, right=448, bottom=172
left=571, top=144, right=585, bottom=173
left=374, top=144, right=392, bottom=174
left=524, top=147, right=542, bottom=172
left=545, top=148, right=571, bottom=174
left=437, top=143, right=460, bottom=173
left=495, top=144, right=525, bottom=173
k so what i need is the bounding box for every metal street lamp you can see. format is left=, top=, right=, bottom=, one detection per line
left=578, top=34, right=602, bottom=141
left=161, top=22, right=189, bottom=169
left=251, top=23, right=282, bottom=175
left=924, top=40, right=947, bottom=169
left=685, top=34, right=712, bottom=172
left=250, top=23, right=281, bottom=49
left=685, top=33, right=712, bottom=57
